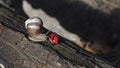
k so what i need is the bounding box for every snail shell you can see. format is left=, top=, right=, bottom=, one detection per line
left=25, top=17, right=47, bottom=42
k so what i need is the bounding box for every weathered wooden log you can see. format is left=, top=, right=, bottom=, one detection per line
left=0, top=4, right=114, bottom=68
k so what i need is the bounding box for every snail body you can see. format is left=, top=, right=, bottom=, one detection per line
left=25, top=17, right=47, bottom=42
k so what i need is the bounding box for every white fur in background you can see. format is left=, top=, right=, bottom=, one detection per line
left=23, top=0, right=81, bottom=42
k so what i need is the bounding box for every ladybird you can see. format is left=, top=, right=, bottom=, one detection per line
left=48, top=33, right=59, bottom=45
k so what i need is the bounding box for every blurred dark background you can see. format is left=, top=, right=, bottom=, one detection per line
left=6, top=0, right=120, bottom=42
left=0, top=0, right=120, bottom=67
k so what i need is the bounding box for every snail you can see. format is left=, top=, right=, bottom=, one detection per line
left=25, top=17, right=47, bottom=42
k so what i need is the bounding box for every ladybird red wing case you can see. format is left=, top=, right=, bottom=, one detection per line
left=48, top=33, right=59, bottom=45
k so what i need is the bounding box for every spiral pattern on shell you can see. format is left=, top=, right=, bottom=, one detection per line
left=25, top=17, right=43, bottom=36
